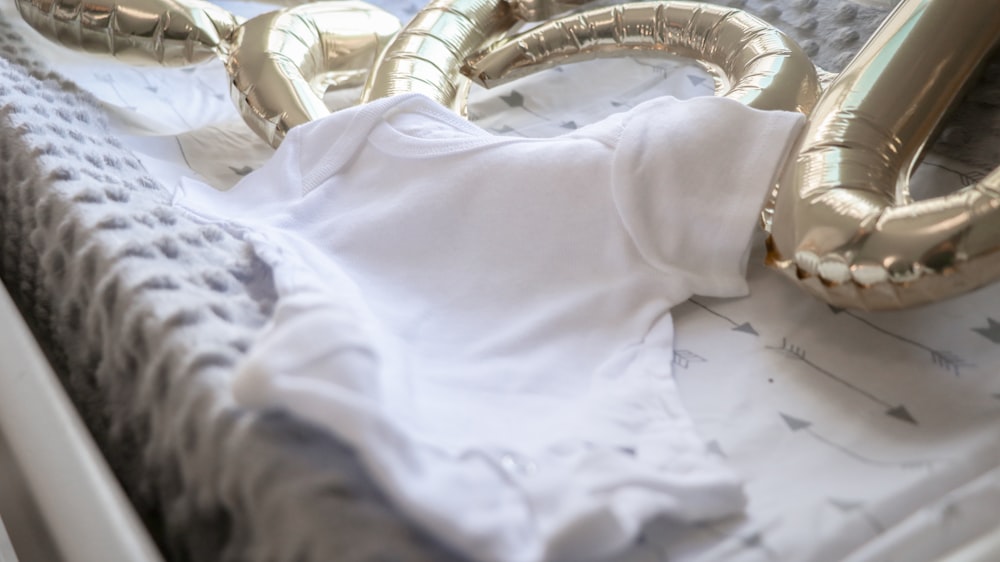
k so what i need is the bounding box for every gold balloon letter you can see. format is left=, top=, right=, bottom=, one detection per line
left=463, top=1, right=820, bottom=114
left=16, top=0, right=401, bottom=147
left=365, top=0, right=820, bottom=118
left=767, top=0, right=1000, bottom=310
left=15, top=0, right=242, bottom=65
left=362, top=0, right=521, bottom=113
left=227, top=1, right=401, bottom=147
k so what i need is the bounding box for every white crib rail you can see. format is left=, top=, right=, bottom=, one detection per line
left=0, top=515, right=16, bottom=562
left=0, top=280, right=161, bottom=562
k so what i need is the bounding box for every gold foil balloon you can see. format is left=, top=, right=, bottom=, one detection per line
left=14, top=0, right=242, bottom=66
left=15, top=0, right=401, bottom=146
left=504, top=0, right=589, bottom=21
left=463, top=1, right=821, bottom=114
left=227, top=2, right=401, bottom=147
left=360, top=0, right=600, bottom=113
left=365, top=0, right=820, bottom=116
left=767, top=0, right=1000, bottom=310
left=361, top=0, right=519, bottom=114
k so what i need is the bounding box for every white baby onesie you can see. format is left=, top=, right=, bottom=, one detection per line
left=175, top=93, right=804, bottom=562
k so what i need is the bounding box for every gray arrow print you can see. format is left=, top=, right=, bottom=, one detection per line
left=631, top=531, right=667, bottom=561
left=672, top=349, right=706, bottom=369
left=134, top=71, right=194, bottom=128
left=830, top=306, right=971, bottom=375
left=500, top=91, right=524, bottom=107
left=490, top=125, right=522, bottom=136
left=973, top=318, right=1000, bottom=343
left=175, top=138, right=193, bottom=169
left=706, top=440, right=726, bottom=458
left=688, top=74, right=709, bottom=87
left=769, top=339, right=918, bottom=425
left=631, top=519, right=776, bottom=560
left=93, top=73, right=138, bottom=111
left=922, top=160, right=986, bottom=187
left=499, top=90, right=547, bottom=120
left=689, top=298, right=759, bottom=336
left=781, top=413, right=934, bottom=468
left=693, top=523, right=778, bottom=560
left=828, top=498, right=886, bottom=533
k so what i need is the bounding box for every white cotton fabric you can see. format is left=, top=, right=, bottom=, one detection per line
left=174, top=93, right=804, bottom=562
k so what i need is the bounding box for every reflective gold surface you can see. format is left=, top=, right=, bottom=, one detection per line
left=504, top=0, right=588, bottom=22
left=16, top=0, right=400, bottom=146
left=15, top=0, right=241, bottom=66
left=361, top=0, right=519, bottom=113
left=767, top=0, right=1000, bottom=310
left=227, top=2, right=400, bottom=147
left=464, top=1, right=820, bottom=114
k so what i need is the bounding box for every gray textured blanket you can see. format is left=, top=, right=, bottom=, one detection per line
left=0, top=16, right=453, bottom=562
left=2, top=0, right=997, bottom=560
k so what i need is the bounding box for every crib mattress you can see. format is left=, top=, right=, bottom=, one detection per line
left=2, top=0, right=1000, bottom=560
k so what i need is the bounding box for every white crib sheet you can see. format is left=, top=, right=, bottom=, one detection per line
left=7, top=0, right=1000, bottom=560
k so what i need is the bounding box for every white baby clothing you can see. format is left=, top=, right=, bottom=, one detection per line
left=175, top=93, right=804, bottom=562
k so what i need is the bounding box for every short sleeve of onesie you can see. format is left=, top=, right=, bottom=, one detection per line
left=175, top=93, right=804, bottom=562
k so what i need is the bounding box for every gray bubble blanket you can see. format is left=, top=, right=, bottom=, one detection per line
left=0, top=15, right=454, bottom=562
left=2, top=0, right=1000, bottom=561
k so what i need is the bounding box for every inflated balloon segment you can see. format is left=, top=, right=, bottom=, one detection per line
left=15, top=0, right=1000, bottom=311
